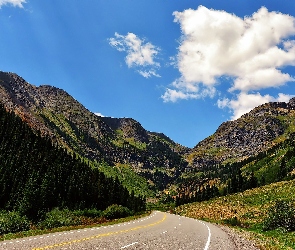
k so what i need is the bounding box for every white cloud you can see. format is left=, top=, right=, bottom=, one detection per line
left=162, top=89, right=198, bottom=103
left=162, top=77, right=215, bottom=102
left=109, top=32, right=161, bottom=78
left=0, top=0, right=26, bottom=8
left=219, top=92, right=293, bottom=120
left=163, top=6, right=295, bottom=118
left=138, top=69, right=160, bottom=78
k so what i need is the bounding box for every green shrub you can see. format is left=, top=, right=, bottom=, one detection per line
left=0, top=211, right=30, bottom=234
left=223, top=216, right=241, bottom=226
left=263, top=200, right=295, bottom=231
left=73, top=208, right=102, bottom=218
left=39, top=208, right=80, bottom=229
left=102, top=204, right=132, bottom=219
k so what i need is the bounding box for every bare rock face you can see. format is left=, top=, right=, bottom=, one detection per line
left=288, top=97, right=295, bottom=109
left=0, top=71, right=114, bottom=149
left=187, top=99, right=295, bottom=169
left=101, top=117, right=150, bottom=144
left=0, top=72, right=52, bottom=135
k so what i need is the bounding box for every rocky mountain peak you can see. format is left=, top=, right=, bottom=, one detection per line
left=188, top=98, right=295, bottom=169
left=101, top=117, right=149, bottom=143
left=0, top=71, right=37, bottom=109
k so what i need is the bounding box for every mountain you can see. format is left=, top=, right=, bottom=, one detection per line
left=1, top=70, right=295, bottom=194
left=176, top=98, right=295, bottom=205
left=2, top=70, right=294, bottom=244
left=186, top=98, right=295, bottom=170
left=0, top=71, right=188, bottom=190
left=0, top=102, right=145, bottom=219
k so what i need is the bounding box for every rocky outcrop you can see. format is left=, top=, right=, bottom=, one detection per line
left=188, top=99, right=295, bottom=169
left=0, top=72, right=52, bottom=135
left=288, top=97, right=295, bottom=108
left=101, top=117, right=149, bottom=143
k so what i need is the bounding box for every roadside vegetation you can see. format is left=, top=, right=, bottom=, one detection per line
left=0, top=206, right=149, bottom=241
left=175, top=180, right=295, bottom=249
left=171, top=131, right=295, bottom=249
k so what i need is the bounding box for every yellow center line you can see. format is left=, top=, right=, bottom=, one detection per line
left=32, top=213, right=167, bottom=250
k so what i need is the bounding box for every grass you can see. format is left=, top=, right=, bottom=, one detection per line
left=99, top=163, right=154, bottom=197
left=175, top=180, right=295, bottom=249
left=241, top=147, right=287, bottom=185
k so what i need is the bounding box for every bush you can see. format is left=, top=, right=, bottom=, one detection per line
left=223, top=216, right=241, bottom=226
left=263, top=200, right=295, bottom=231
left=73, top=208, right=102, bottom=218
left=102, top=204, right=132, bottom=220
left=0, top=211, right=30, bottom=234
left=39, top=208, right=80, bottom=229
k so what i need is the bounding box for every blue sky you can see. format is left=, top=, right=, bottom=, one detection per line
left=0, top=0, right=295, bottom=148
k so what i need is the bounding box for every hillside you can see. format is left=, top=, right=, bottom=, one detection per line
left=186, top=98, right=295, bottom=170
left=176, top=180, right=295, bottom=249
left=2, top=70, right=295, bottom=195
left=0, top=71, right=188, bottom=191
left=2, top=70, right=295, bottom=247
left=0, top=103, right=145, bottom=220
left=175, top=117, right=295, bottom=207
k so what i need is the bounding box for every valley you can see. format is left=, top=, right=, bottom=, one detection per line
left=0, top=70, right=295, bottom=249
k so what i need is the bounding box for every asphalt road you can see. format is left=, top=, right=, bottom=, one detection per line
left=1, top=211, right=237, bottom=250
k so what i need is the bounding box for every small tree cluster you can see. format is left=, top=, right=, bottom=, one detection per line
left=175, top=184, right=219, bottom=206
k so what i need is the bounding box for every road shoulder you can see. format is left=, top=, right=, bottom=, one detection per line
left=217, top=224, right=259, bottom=250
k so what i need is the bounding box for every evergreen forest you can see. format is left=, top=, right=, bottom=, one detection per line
left=0, top=104, right=145, bottom=221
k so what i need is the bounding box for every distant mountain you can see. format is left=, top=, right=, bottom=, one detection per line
left=0, top=71, right=188, bottom=190
left=176, top=99, right=295, bottom=205
left=186, top=97, right=295, bottom=170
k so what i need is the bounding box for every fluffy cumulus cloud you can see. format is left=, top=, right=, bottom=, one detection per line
left=162, top=6, right=295, bottom=119
left=161, top=77, right=216, bottom=102
left=109, top=32, right=161, bottom=78
left=218, top=93, right=293, bottom=120
left=0, top=0, right=26, bottom=8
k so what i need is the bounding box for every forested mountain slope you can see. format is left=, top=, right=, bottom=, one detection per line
left=0, top=103, right=145, bottom=220
left=1, top=70, right=295, bottom=194
left=176, top=100, right=295, bottom=206
left=0, top=71, right=188, bottom=190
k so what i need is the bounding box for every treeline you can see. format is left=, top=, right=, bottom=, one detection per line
left=175, top=133, right=295, bottom=206
left=0, top=104, right=145, bottom=220
left=175, top=183, right=219, bottom=206
left=219, top=134, right=295, bottom=188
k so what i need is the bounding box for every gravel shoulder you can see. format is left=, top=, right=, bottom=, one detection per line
left=217, top=224, right=260, bottom=250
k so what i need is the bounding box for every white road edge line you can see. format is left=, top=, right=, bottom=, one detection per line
left=121, top=241, right=139, bottom=249
left=200, top=221, right=211, bottom=250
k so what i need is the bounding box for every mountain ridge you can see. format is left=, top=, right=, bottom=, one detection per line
left=0, top=71, right=188, bottom=190
left=1, top=70, right=295, bottom=190
left=186, top=98, right=295, bottom=170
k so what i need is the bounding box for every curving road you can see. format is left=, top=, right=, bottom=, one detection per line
left=1, top=211, right=237, bottom=250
